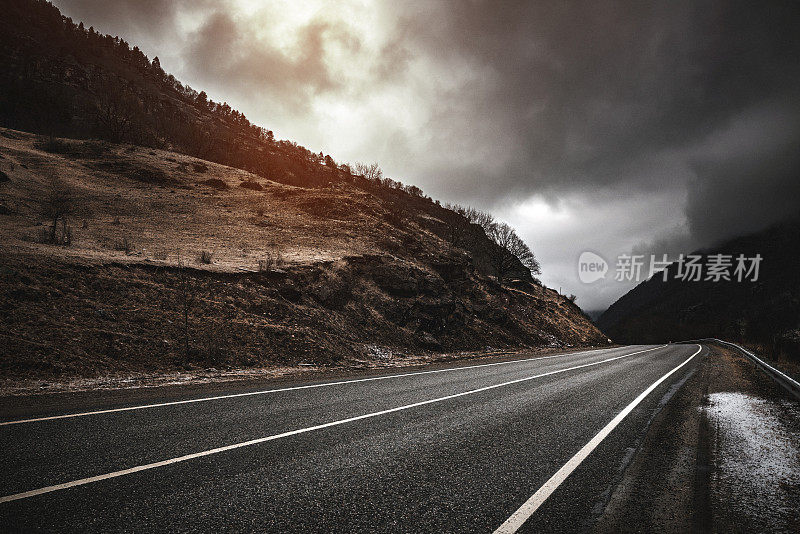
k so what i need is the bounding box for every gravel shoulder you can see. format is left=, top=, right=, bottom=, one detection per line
left=594, top=343, right=800, bottom=533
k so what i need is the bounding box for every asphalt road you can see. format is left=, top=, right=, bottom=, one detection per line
left=0, top=343, right=705, bottom=533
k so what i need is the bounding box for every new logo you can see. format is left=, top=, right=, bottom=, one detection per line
left=578, top=251, right=608, bottom=284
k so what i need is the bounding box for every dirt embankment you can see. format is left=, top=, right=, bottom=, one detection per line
left=1, top=251, right=604, bottom=381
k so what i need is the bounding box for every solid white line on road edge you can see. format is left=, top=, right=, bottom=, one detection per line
left=0, top=345, right=667, bottom=504
left=0, top=346, right=640, bottom=427
left=493, top=344, right=702, bottom=534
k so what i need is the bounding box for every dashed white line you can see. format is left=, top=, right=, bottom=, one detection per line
left=0, top=346, right=638, bottom=426
left=493, top=344, right=702, bottom=533
left=0, top=345, right=666, bottom=503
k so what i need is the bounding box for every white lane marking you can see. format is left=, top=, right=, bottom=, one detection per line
left=0, top=345, right=666, bottom=504
left=493, top=344, right=702, bottom=534
left=0, top=346, right=636, bottom=426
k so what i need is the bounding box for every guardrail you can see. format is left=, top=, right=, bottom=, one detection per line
left=683, top=338, right=800, bottom=401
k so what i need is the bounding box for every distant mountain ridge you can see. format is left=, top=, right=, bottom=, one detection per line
left=597, top=219, right=800, bottom=359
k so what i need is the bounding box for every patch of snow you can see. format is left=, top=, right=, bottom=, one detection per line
left=704, top=392, right=800, bottom=531
left=365, top=344, right=393, bottom=360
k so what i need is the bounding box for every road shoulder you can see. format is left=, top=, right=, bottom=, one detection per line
left=594, top=343, right=800, bottom=533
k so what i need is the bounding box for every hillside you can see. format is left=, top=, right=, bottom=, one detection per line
left=0, top=0, right=542, bottom=284
left=597, top=220, right=800, bottom=360
left=0, top=128, right=607, bottom=381
left=0, top=0, right=609, bottom=383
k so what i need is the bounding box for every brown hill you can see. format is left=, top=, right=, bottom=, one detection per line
left=0, top=128, right=607, bottom=380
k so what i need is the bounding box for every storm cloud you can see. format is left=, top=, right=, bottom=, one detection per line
left=54, top=0, right=800, bottom=309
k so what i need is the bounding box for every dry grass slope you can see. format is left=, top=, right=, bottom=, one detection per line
left=0, top=128, right=608, bottom=381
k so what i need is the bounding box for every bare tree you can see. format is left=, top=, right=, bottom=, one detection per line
left=442, top=203, right=541, bottom=282
left=95, top=82, right=139, bottom=142
left=41, top=176, right=74, bottom=245
left=485, top=222, right=517, bottom=284
left=471, top=210, right=496, bottom=233
left=486, top=222, right=541, bottom=284
left=354, top=162, right=383, bottom=183
left=505, top=228, right=541, bottom=276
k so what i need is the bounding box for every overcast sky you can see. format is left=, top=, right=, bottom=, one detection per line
left=55, top=0, right=800, bottom=310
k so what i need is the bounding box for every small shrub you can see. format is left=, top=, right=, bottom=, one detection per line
left=38, top=220, right=73, bottom=246
left=136, top=168, right=173, bottom=185
left=258, top=247, right=285, bottom=272
left=35, top=138, right=71, bottom=154
left=198, top=250, right=213, bottom=264
left=192, top=162, right=208, bottom=173
left=152, top=250, right=169, bottom=261
left=0, top=170, right=9, bottom=182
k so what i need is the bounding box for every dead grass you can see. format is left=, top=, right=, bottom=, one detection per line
left=0, top=127, right=377, bottom=270
left=0, top=127, right=608, bottom=382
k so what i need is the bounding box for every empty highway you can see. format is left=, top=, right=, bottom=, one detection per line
left=0, top=344, right=705, bottom=532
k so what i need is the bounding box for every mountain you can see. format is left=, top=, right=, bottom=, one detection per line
left=597, top=220, right=800, bottom=360
left=0, top=0, right=607, bottom=380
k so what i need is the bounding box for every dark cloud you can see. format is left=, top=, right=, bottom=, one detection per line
left=396, top=0, right=800, bottom=194
left=182, top=11, right=349, bottom=110
left=384, top=0, right=800, bottom=266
